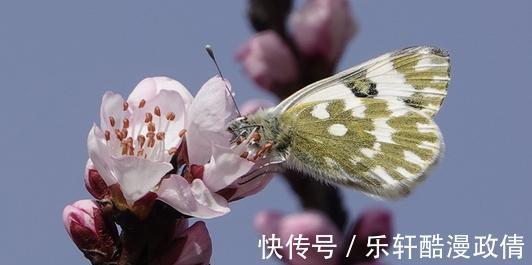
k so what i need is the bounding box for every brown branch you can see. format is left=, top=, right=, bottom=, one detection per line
left=247, top=0, right=348, bottom=231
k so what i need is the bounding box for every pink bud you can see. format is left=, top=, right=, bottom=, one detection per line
left=280, top=211, right=342, bottom=265
left=254, top=210, right=284, bottom=236
left=63, top=200, right=118, bottom=264
left=237, top=30, right=299, bottom=94
left=344, top=208, right=393, bottom=264
left=84, top=160, right=110, bottom=199
left=255, top=210, right=342, bottom=265
left=158, top=221, right=212, bottom=265
left=290, top=0, right=356, bottom=65
left=240, top=99, right=275, bottom=116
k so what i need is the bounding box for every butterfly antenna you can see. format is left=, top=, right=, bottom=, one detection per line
left=205, top=45, right=242, bottom=117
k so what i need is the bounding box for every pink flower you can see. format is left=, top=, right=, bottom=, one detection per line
left=236, top=30, right=299, bottom=93
left=254, top=209, right=392, bottom=265
left=290, top=0, right=356, bottom=65
left=158, top=220, right=212, bottom=265
left=63, top=200, right=118, bottom=264
left=87, top=77, right=193, bottom=206
left=157, top=76, right=258, bottom=218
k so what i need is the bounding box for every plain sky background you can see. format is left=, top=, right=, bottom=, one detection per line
left=0, top=1, right=530, bottom=264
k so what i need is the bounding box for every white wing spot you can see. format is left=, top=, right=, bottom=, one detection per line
left=370, top=118, right=395, bottom=143
left=387, top=100, right=409, bottom=117
left=311, top=102, right=330, bottom=119
left=396, top=167, right=415, bottom=180
left=350, top=156, right=362, bottom=165
left=418, top=140, right=439, bottom=150
left=361, top=143, right=381, bottom=158
left=414, top=57, right=434, bottom=71
left=404, top=150, right=424, bottom=166
left=328, top=124, right=348, bottom=136
left=361, top=148, right=378, bottom=158
left=324, top=157, right=337, bottom=168
left=373, top=166, right=398, bottom=185
left=343, top=97, right=365, bottom=118
left=416, top=122, right=435, bottom=133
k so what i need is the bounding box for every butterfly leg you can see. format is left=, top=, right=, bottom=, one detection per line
left=253, top=141, right=273, bottom=160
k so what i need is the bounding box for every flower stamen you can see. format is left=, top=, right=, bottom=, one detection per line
left=139, top=99, right=146, bottom=108
left=168, top=147, right=177, bottom=156
left=145, top=113, right=153, bottom=123
left=148, top=122, right=156, bottom=132
left=156, top=132, right=165, bottom=141
left=179, top=129, right=187, bottom=138
left=166, top=112, right=176, bottom=121
left=137, top=135, right=146, bottom=148
left=122, top=118, right=129, bottom=129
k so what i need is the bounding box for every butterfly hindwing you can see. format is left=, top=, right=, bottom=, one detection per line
left=279, top=97, right=442, bottom=199
left=274, top=46, right=450, bottom=117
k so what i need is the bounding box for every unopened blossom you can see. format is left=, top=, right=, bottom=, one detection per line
left=290, top=0, right=356, bottom=65
left=255, top=210, right=342, bottom=265
left=157, top=76, right=259, bottom=218
left=255, top=209, right=392, bottom=265
left=158, top=220, right=212, bottom=265
left=344, top=208, right=392, bottom=264
left=87, top=77, right=192, bottom=206
left=84, top=160, right=109, bottom=200
left=240, top=99, right=275, bottom=116
left=237, top=30, right=299, bottom=93
left=63, top=200, right=118, bottom=264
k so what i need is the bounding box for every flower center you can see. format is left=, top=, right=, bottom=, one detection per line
left=104, top=99, right=178, bottom=159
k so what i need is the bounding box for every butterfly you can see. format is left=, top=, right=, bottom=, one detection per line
left=228, top=46, right=450, bottom=199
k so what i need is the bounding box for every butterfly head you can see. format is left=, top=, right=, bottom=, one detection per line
left=228, top=116, right=255, bottom=145
left=227, top=116, right=274, bottom=161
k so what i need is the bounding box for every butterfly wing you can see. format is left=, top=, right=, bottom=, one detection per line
left=279, top=97, right=442, bottom=199
left=274, top=46, right=450, bottom=117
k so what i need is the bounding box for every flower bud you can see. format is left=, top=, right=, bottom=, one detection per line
left=255, top=210, right=342, bottom=265
left=158, top=221, right=212, bottom=265
left=240, top=99, right=275, bottom=116
left=84, top=160, right=110, bottom=199
left=237, top=30, right=299, bottom=95
left=344, top=208, right=393, bottom=264
left=63, top=200, right=118, bottom=264
left=290, top=0, right=356, bottom=66
left=248, top=0, right=293, bottom=33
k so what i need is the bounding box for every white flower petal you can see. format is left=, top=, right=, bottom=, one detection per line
left=129, top=89, right=186, bottom=153
left=87, top=125, right=118, bottom=186
left=127, top=77, right=193, bottom=110
left=157, top=176, right=197, bottom=214
left=190, top=179, right=230, bottom=217
left=203, top=144, right=254, bottom=192
left=111, top=156, right=173, bottom=205
left=157, top=176, right=230, bottom=219
left=100, top=92, right=128, bottom=132
left=186, top=76, right=238, bottom=164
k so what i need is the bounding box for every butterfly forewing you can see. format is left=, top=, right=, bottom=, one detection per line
left=274, top=46, right=450, bottom=117
left=279, top=97, right=442, bottom=199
